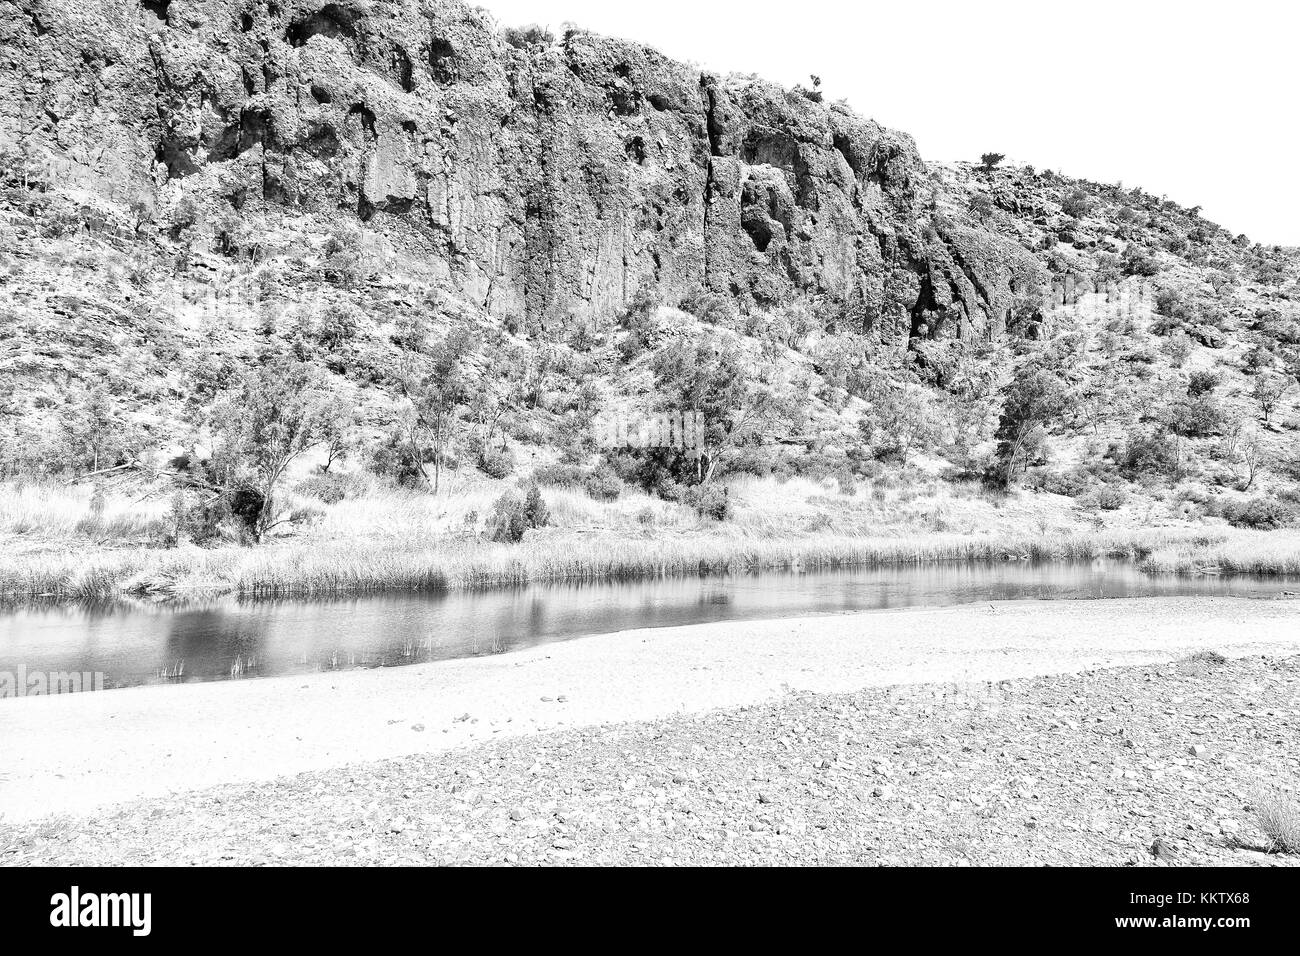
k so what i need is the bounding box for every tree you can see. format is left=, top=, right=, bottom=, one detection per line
left=994, top=365, right=1067, bottom=486
left=1253, top=374, right=1289, bottom=425
left=212, top=358, right=330, bottom=539
left=858, top=383, right=939, bottom=467
left=1238, top=431, right=1263, bottom=491
left=968, top=192, right=994, bottom=222
left=318, top=397, right=360, bottom=474
left=980, top=152, right=1005, bottom=172
left=58, top=384, right=141, bottom=475
left=648, top=333, right=785, bottom=486
left=1075, top=367, right=1126, bottom=436
left=397, top=327, right=476, bottom=493
left=1280, top=345, right=1300, bottom=386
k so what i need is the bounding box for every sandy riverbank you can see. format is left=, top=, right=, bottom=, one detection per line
left=4, top=651, right=1298, bottom=866
left=2, top=596, right=1298, bottom=825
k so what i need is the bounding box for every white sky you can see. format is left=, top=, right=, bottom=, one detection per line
left=477, top=0, right=1299, bottom=246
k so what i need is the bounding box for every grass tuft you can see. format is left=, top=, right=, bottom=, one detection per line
left=1253, top=788, right=1300, bottom=855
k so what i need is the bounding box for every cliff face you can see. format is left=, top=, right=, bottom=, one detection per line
left=2, top=0, right=1038, bottom=342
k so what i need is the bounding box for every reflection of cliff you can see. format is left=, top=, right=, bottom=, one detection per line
left=5, top=0, right=1039, bottom=339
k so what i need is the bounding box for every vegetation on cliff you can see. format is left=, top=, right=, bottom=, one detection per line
left=1, top=1, right=1299, bottom=597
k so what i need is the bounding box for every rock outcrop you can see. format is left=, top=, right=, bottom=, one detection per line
left=2, top=0, right=1042, bottom=342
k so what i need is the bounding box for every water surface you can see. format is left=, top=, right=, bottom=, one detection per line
left=1, top=559, right=1296, bottom=691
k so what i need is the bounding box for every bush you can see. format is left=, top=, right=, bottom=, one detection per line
left=295, top=471, right=367, bottom=504
left=523, top=481, right=549, bottom=528
left=1187, top=370, right=1220, bottom=397
left=1122, top=245, right=1161, bottom=277
left=1093, top=485, right=1128, bottom=510
left=968, top=193, right=994, bottom=221
left=502, top=24, right=554, bottom=48
left=534, top=462, right=586, bottom=486
left=1216, top=496, right=1292, bottom=529
left=370, top=430, right=431, bottom=487
left=1120, top=429, right=1181, bottom=480
left=476, top=444, right=515, bottom=479
left=1061, top=189, right=1095, bottom=218
left=1165, top=394, right=1223, bottom=437
left=487, top=482, right=549, bottom=543
left=684, top=484, right=729, bottom=521
left=317, top=304, right=361, bottom=350
left=1037, top=469, right=1091, bottom=497
left=163, top=489, right=249, bottom=547
left=583, top=464, right=623, bottom=501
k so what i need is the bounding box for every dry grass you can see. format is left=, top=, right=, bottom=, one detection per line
left=2, top=525, right=1229, bottom=603
left=0, top=473, right=1255, bottom=603
left=1139, top=532, right=1300, bottom=576
left=0, top=480, right=168, bottom=541
left=1253, top=787, right=1300, bottom=855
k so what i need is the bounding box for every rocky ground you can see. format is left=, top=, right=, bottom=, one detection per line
left=3, top=652, right=1297, bottom=866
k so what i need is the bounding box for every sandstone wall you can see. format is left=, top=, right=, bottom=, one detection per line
left=1, top=0, right=1042, bottom=342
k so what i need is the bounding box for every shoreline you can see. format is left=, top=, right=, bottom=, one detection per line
left=1, top=526, right=1277, bottom=609
left=2, top=595, right=1298, bottom=827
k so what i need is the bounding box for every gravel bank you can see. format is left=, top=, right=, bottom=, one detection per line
left=2, top=651, right=1297, bottom=866
left=1, top=597, right=1299, bottom=826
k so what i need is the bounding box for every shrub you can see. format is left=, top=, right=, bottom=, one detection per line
left=1162, top=333, right=1192, bottom=367
left=1094, top=485, right=1128, bottom=510
left=476, top=444, right=515, bottom=479
left=534, top=462, right=586, bottom=486
left=487, top=483, right=549, bottom=543
left=979, top=152, right=1005, bottom=171
left=1216, top=496, right=1291, bottom=529
left=391, top=314, right=429, bottom=351
left=968, top=193, right=994, bottom=221
left=1120, top=429, right=1181, bottom=480
left=1166, top=394, right=1223, bottom=437
left=1187, top=370, right=1220, bottom=397
left=1037, top=469, right=1091, bottom=497
left=684, top=484, right=729, bottom=520
left=1122, top=245, right=1161, bottom=277
left=316, top=304, right=361, bottom=350
left=583, top=464, right=623, bottom=501
left=523, top=481, right=549, bottom=528
left=1061, top=189, right=1095, bottom=218
left=295, top=471, right=366, bottom=504
left=502, top=24, right=554, bottom=48
left=370, top=430, right=431, bottom=487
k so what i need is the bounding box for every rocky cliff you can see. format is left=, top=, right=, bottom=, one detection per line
left=2, top=0, right=1041, bottom=342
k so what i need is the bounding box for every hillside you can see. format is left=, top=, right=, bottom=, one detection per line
left=2, top=0, right=1300, bottom=598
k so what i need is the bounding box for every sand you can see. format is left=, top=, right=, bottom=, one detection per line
left=2, top=596, right=1298, bottom=823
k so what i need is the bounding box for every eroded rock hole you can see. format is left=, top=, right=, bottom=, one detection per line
left=428, top=37, right=456, bottom=83
left=347, top=103, right=377, bottom=139
left=302, top=122, right=340, bottom=158
left=741, top=208, right=774, bottom=252
left=141, top=0, right=170, bottom=23
left=287, top=5, right=357, bottom=48
left=624, top=135, right=646, bottom=165
left=393, top=45, right=414, bottom=92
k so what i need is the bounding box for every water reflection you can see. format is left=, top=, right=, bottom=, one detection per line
left=1, top=560, right=1297, bottom=691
